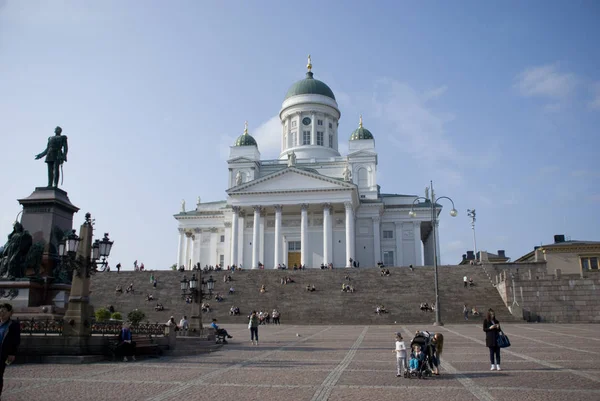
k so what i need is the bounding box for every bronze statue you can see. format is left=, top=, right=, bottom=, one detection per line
left=0, top=222, right=33, bottom=279
left=35, top=126, right=68, bottom=187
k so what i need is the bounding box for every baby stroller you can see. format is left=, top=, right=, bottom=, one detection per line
left=406, top=332, right=433, bottom=379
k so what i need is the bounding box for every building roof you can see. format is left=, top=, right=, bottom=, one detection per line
left=234, top=122, right=258, bottom=147
left=284, top=61, right=336, bottom=101
left=514, top=239, right=600, bottom=262
left=349, top=115, right=374, bottom=140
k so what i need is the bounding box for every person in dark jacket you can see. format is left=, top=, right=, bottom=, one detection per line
left=483, top=308, right=502, bottom=371
left=0, top=303, right=20, bottom=396
left=118, top=322, right=136, bottom=362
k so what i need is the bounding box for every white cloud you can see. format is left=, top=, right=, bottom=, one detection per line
left=514, top=64, right=577, bottom=99
left=219, top=116, right=282, bottom=161
left=589, top=82, right=600, bottom=110
left=373, top=79, right=460, bottom=166
left=252, top=116, right=282, bottom=159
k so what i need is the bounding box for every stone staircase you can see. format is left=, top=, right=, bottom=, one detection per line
left=89, top=266, right=518, bottom=325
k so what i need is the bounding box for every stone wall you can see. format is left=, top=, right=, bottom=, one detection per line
left=484, top=262, right=600, bottom=323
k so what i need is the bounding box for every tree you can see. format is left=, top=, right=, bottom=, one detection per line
left=111, top=312, right=123, bottom=321
left=95, top=308, right=111, bottom=322
left=127, top=309, right=146, bottom=325
left=170, top=263, right=177, bottom=271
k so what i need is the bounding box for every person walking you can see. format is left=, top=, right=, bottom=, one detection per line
left=249, top=311, right=259, bottom=345
left=463, top=304, right=469, bottom=320
left=483, top=308, right=502, bottom=371
left=0, top=303, right=20, bottom=397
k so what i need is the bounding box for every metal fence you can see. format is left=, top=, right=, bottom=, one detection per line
left=17, top=318, right=213, bottom=339
left=18, top=318, right=64, bottom=336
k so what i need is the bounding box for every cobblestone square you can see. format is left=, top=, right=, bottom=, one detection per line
left=4, top=323, right=599, bottom=401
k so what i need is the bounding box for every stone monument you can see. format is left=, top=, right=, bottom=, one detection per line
left=0, top=126, right=78, bottom=319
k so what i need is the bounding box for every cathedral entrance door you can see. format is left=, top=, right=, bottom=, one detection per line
left=287, top=252, right=301, bottom=268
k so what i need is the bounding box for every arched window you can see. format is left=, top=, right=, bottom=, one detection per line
left=358, top=168, right=369, bottom=188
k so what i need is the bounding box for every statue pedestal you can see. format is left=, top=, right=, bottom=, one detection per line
left=0, top=278, right=70, bottom=320
left=18, top=187, right=79, bottom=277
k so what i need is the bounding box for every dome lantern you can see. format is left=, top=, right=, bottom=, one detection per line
left=234, top=121, right=258, bottom=147
left=284, top=55, right=336, bottom=101
left=350, top=115, right=374, bottom=140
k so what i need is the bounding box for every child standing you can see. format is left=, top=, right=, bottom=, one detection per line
left=393, top=332, right=407, bottom=377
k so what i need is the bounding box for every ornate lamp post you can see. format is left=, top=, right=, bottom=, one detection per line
left=180, top=273, right=214, bottom=332
left=61, top=213, right=114, bottom=336
left=467, top=209, right=477, bottom=262
left=409, top=181, right=457, bottom=326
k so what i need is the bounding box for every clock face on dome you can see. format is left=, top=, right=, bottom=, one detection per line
left=302, top=117, right=311, bottom=126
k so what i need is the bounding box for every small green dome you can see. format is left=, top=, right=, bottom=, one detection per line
left=234, top=122, right=258, bottom=147
left=285, top=71, right=336, bottom=101
left=349, top=116, right=374, bottom=140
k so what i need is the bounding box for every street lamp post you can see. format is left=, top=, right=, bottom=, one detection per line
left=467, top=209, right=477, bottom=262
left=61, top=213, right=114, bottom=337
left=409, top=181, right=457, bottom=326
left=180, top=272, right=215, bottom=332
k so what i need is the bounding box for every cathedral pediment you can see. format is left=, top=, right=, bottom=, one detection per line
left=227, top=167, right=355, bottom=195
left=347, top=149, right=377, bottom=158
left=227, top=156, right=256, bottom=163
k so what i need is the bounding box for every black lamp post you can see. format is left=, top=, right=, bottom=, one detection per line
left=58, top=215, right=114, bottom=277
left=62, top=213, right=114, bottom=337
left=409, top=181, right=457, bottom=326
left=181, top=273, right=213, bottom=332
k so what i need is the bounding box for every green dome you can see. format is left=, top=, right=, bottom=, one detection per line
left=235, top=133, right=257, bottom=147
left=285, top=71, right=336, bottom=101
left=349, top=116, right=374, bottom=140
left=234, top=123, right=258, bottom=147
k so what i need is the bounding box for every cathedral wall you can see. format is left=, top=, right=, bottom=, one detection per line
left=332, top=229, right=346, bottom=267
left=263, top=232, right=275, bottom=267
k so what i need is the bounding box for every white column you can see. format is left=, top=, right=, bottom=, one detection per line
left=414, top=221, right=423, bottom=266
left=395, top=222, right=403, bottom=267
left=373, top=216, right=381, bottom=265
left=283, top=236, right=288, bottom=266
left=259, top=210, right=265, bottom=266
left=194, top=229, right=202, bottom=267
left=300, top=204, right=309, bottom=267
left=345, top=202, right=355, bottom=267
left=230, top=207, right=239, bottom=266
left=274, top=205, right=282, bottom=268
left=185, top=232, right=192, bottom=269
left=238, top=212, right=245, bottom=268
left=311, top=113, right=316, bottom=144
left=190, top=233, right=196, bottom=268
left=252, top=206, right=261, bottom=269
left=224, top=223, right=231, bottom=267
left=177, top=229, right=185, bottom=267
left=323, top=203, right=332, bottom=265
left=210, top=229, right=218, bottom=266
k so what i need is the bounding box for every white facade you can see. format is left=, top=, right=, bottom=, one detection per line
left=174, top=62, right=441, bottom=269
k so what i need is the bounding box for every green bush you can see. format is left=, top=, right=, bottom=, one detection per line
left=170, top=263, right=177, bottom=271
left=111, top=312, right=123, bottom=321
left=95, top=308, right=111, bottom=322
left=127, top=309, right=146, bottom=325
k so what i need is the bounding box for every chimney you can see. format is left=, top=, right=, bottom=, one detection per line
left=497, top=250, right=506, bottom=258
left=554, top=234, right=565, bottom=244
left=466, top=251, right=474, bottom=260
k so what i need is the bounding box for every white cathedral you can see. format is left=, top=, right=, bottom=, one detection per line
left=175, top=57, right=442, bottom=270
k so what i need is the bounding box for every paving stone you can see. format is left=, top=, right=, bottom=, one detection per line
left=3, top=323, right=600, bottom=401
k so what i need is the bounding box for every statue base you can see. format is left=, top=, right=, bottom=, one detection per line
left=0, top=278, right=70, bottom=319
left=18, top=187, right=79, bottom=277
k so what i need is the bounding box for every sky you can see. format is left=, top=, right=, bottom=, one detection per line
left=1, top=0, right=599, bottom=270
